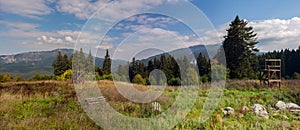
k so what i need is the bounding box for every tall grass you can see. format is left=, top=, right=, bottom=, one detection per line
left=0, top=80, right=299, bottom=129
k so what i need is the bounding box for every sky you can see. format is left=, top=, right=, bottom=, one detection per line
left=0, top=0, right=300, bottom=59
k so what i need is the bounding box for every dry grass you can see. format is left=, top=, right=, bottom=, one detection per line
left=0, top=81, right=100, bottom=129
left=0, top=80, right=300, bottom=129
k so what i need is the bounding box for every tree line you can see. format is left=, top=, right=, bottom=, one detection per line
left=52, top=48, right=112, bottom=81
left=3, top=15, right=299, bottom=83
left=49, top=16, right=300, bottom=84
left=258, top=47, right=300, bottom=79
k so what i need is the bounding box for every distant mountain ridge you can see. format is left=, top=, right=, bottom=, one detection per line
left=0, top=45, right=264, bottom=78
left=140, top=44, right=221, bottom=64
left=0, top=49, right=109, bottom=78
left=0, top=45, right=221, bottom=78
left=0, top=49, right=73, bottom=78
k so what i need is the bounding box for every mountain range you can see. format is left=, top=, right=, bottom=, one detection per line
left=0, top=49, right=101, bottom=78
left=1, top=44, right=261, bottom=78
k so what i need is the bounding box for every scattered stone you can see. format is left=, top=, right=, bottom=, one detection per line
left=276, top=101, right=286, bottom=110
left=222, top=107, right=235, bottom=115
left=152, top=102, right=161, bottom=112
left=242, top=106, right=249, bottom=111
left=238, top=114, right=245, bottom=118
left=252, top=104, right=269, bottom=119
left=286, top=103, right=300, bottom=112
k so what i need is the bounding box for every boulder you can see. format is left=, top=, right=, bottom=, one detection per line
left=222, top=107, right=235, bottom=115
left=242, top=106, right=249, bottom=111
left=275, top=101, right=286, bottom=110
left=252, top=104, right=269, bottom=119
left=286, top=103, right=300, bottom=112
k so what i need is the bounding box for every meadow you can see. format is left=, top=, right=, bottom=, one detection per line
left=0, top=80, right=300, bottom=129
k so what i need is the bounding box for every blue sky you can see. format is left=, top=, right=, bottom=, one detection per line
left=0, top=0, right=300, bottom=58
left=196, top=0, right=300, bottom=25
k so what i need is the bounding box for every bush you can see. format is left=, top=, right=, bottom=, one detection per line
left=56, top=69, right=72, bottom=81
left=168, top=78, right=181, bottom=86
left=12, top=76, right=23, bottom=82
left=0, top=74, right=12, bottom=82
left=132, top=74, right=146, bottom=85
left=200, top=75, right=209, bottom=83
left=293, top=72, right=300, bottom=79
left=100, top=74, right=113, bottom=81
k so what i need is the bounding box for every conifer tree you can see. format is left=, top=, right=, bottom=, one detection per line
left=86, top=50, right=94, bottom=72
left=102, top=49, right=111, bottom=75
left=52, top=51, right=64, bottom=76
left=223, top=16, right=259, bottom=79
left=53, top=51, right=71, bottom=76
left=197, top=53, right=209, bottom=76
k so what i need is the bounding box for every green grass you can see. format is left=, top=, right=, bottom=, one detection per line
left=0, top=80, right=299, bottom=129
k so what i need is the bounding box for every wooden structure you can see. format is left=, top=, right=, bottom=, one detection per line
left=260, top=59, right=281, bottom=88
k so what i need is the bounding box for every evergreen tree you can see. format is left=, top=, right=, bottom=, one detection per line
left=129, top=57, right=138, bottom=81
left=62, top=53, right=71, bottom=71
left=52, top=51, right=64, bottom=76
left=147, top=60, right=154, bottom=72
left=102, top=49, right=111, bottom=75
left=69, top=53, right=74, bottom=69
left=153, top=57, right=160, bottom=69
left=197, top=53, right=209, bottom=76
left=138, top=62, right=145, bottom=78
left=223, top=16, right=259, bottom=79
left=86, top=50, right=94, bottom=72
left=258, top=46, right=300, bottom=79
left=52, top=51, right=71, bottom=76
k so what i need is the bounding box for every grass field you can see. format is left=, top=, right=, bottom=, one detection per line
left=0, top=80, right=300, bottom=129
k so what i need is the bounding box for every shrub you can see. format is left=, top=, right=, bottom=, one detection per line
left=132, top=74, right=146, bottom=85
left=200, top=75, right=209, bottom=83
left=293, top=72, right=300, bottom=79
left=168, top=78, right=181, bottom=86
left=0, top=74, right=12, bottom=82
left=56, top=69, right=72, bottom=81
left=100, top=74, right=113, bottom=81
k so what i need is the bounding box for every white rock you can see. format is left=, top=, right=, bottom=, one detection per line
left=276, top=101, right=286, bottom=110
left=242, top=106, right=249, bottom=111
left=286, top=103, right=300, bottom=112
left=252, top=104, right=269, bottom=119
left=222, top=107, right=235, bottom=115
left=152, top=102, right=161, bottom=112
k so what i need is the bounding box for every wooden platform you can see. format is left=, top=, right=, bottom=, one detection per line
left=260, top=59, right=281, bottom=88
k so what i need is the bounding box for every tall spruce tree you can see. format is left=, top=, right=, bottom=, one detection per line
left=102, top=49, right=111, bottom=75
left=62, top=53, right=71, bottom=71
left=197, top=53, right=209, bottom=76
left=52, top=51, right=70, bottom=76
left=86, top=50, right=94, bottom=72
left=223, top=16, right=259, bottom=79
left=129, top=57, right=138, bottom=81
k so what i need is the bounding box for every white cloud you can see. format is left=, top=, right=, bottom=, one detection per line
left=249, top=17, right=300, bottom=51
left=114, top=14, right=178, bottom=32
left=55, top=0, right=186, bottom=21
left=0, top=0, right=53, bottom=19
left=196, top=17, right=300, bottom=52
left=65, top=36, right=74, bottom=43
left=96, top=44, right=113, bottom=50
left=0, top=20, right=101, bottom=47
left=0, top=20, right=38, bottom=30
